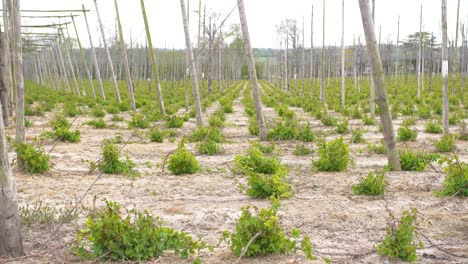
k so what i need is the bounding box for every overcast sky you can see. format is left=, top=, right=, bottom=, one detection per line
left=8, top=0, right=468, bottom=49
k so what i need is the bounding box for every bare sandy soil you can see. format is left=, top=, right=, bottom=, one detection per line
left=1, top=87, right=467, bottom=264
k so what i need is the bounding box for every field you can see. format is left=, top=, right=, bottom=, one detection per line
left=2, top=77, right=468, bottom=264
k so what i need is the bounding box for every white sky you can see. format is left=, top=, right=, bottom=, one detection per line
left=7, top=0, right=468, bottom=49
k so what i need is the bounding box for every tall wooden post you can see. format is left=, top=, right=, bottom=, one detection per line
left=340, top=0, right=345, bottom=107
left=310, top=5, right=314, bottom=97
left=358, top=0, right=401, bottom=170
left=417, top=5, right=422, bottom=98
left=140, top=0, right=166, bottom=115
left=320, top=0, right=325, bottom=102
left=72, top=15, right=96, bottom=98
left=180, top=0, right=203, bottom=126
left=93, top=0, right=121, bottom=103
left=60, top=28, right=81, bottom=96
left=394, top=16, right=400, bottom=95
left=237, top=0, right=268, bottom=140
left=441, top=0, right=449, bottom=135
left=82, top=5, right=105, bottom=101
left=114, top=0, right=136, bottom=110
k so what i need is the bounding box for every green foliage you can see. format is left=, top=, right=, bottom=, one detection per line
left=167, top=141, right=200, bottom=175
left=16, top=143, right=51, bottom=174
left=350, top=128, right=365, bottom=144
left=248, top=117, right=259, bottom=136
left=399, top=149, right=439, bottom=171
left=434, top=134, right=456, bottom=152
left=251, top=141, right=276, bottom=154
left=313, top=137, right=349, bottom=172
left=128, top=113, right=150, bottom=129
left=49, top=115, right=80, bottom=143
left=244, top=166, right=293, bottom=199
left=98, top=142, right=136, bottom=176
left=376, top=208, right=420, bottom=262
left=64, top=103, right=80, bottom=117
left=223, top=201, right=314, bottom=259
left=268, top=120, right=296, bottom=141
left=397, top=126, right=418, bottom=141
left=367, top=141, right=386, bottom=154
left=220, top=97, right=234, bottom=113
left=91, top=107, right=106, bottom=117
left=436, top=156, right=467, bottom=196
left=74, top=200, right=207, bottom=261
left=234, top=147, right=280, bottom=174
left=296, top=124, right=315, bottom=142
left=111, top=115, right=124, bottom=122
left=20, top=201, right=77, bottom=227
left=189, top=127, right=224, bottom=143
left=402, top=117, right=416, bottom=127
left=293, top=145, right=312, bottom=156
left=352, top=170, right=386, bottom=196
left=208, top=115, right=224, bottom=128
left=196, top=140, right=220, bottom=155
left=336, top=119, right=349, bottom=134
left=148, top=128, right=165, bottom=143
left=86, top=119, right=107, bottom=129
left=362, top=114, right=375, bottom=125
left=166, top=115, right=185, bottom=128
left=25, top=105, right=44, bottom=116
left=321, top=114, right=337, bottom=126
left=425, top=120, right=442, bottom=133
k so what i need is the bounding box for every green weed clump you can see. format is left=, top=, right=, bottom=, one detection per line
left=50, top=115, right=80, bottom=143
left=425, top=120, right=442, bottom=134
left=367, top=141, right=386, bottom=154
left=402, top=117, right=417, bottom=127
left=376, top=208, right=420, bottom=262
left=399, top=149, right=439, bottom=171
left=352, top=170, right=386, bottom=196
left=128, top=113, right=149, bottom=129
left=196, top=140, right=220, bottom=155
left=189, top=127, right=224, bottom=143
left=98, top=142, right=136, bottom=176
left=362, top=114, right=375, bottom=125
left=350, top=128, right=365, bottom=144
left=248, top=116, right=259, bottom=136
left=220, top=97, right=234, bottom=113
left=296, top=124, right=315, bottom=142
left=73, top=200, right=208, bottom=261
left=434, top=134, right=456, bottom=152
left=167, top=141, right=200, bottom=175
left=435, top=156, right=467, bottom=196
left=267, top=120, right=296, bottom=141
left=91, top=107, right=106, bottom=117
left=223, top=201, right=314, bottom=260
left=313, top=138, right=349, bottom=172
left=234, top=147, right=280, bottom=175
left=166, top=115, right=185, bottom=128
left=234, top=147, right=291, bottom=199
left=397, top=126, right=418, bottom=141
left=16, top=143, right=51, bottom=173
left=86, top=119, right=107, bottom=129
left=293, top=145, right=313, bottom=156
left=251, top=141, right=276, bottom=154
left=321, top=114, right=337, bottom=126
left=336, top=119, right=349, bottom=134
left=148, top=128, right=165, bottom=143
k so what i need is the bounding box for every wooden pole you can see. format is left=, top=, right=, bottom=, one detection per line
left=310, top=5, right=314, bottom=97
left=394, top=15, right=400, bottom=95
left=441, top=0, right=449, bottom=135
left=0, top=24, right=9, bottom=126
left=82, top=4, right=105, bottom=101
left=320, top=0, right=325, bottom=102
left=93, top=0, right=121, bottom=103
left=71, top=15, right=96, bottom=98
left=358, top=0, right=401, bottom=170
left=180, top=0, right=203, bottom=126
left=417, top=5, right=422, bottom=98
left=237, top=0, right=267, bottom=140
left=114, top=0, right=136, bottom=110
left=340, top=0, right=345, bottom=107
left=60, top=28, right=81, bottom=96
left=140, top=0, right=166, bottom=115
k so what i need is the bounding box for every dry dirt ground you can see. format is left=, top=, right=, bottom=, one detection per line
left=1, top=86, right=467, bottom=264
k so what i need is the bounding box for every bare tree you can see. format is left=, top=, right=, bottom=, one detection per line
left=237, top=0, right=267, bottom=140
left=358, top=0, right=401, bottom=170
